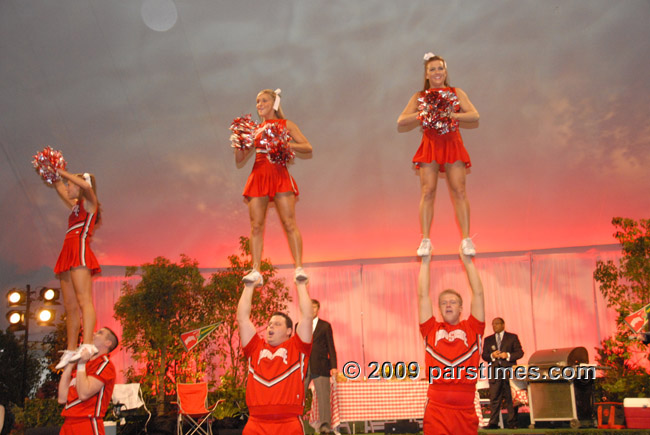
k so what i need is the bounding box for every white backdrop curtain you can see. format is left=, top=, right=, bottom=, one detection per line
left=93, top=245, right=620, bottom=383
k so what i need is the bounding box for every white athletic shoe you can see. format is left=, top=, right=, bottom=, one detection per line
left=294, top=267, right=309, bottom=283
left=242, top=269, right=263, bottom=287
left=417, top=238, right=433, bottom=257
left=55, top=350, right=76, bottom=370
left=69, top=344, right=99, bottom=364
left=461, top=238, right=476, bottom=257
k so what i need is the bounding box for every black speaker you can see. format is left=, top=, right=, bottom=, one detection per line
left=384, top=420, right=420, bottom=434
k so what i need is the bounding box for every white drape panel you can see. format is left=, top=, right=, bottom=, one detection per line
left=472, top=255, right=534, bottom=363
left=276, top=264, right=368, bottom=374
left=93, top=275, right=140, bottom=384
left=93, top=246, right=620, bottom=383
left=531, top=250, right=618, bottom=352
left=361, top=262, right=423, bottom=372
left=591, top=250, right=622, bottom=344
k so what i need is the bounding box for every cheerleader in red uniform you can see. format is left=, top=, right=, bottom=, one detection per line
left=397, top=53, right=480, bottom=258
left=235, top=89, right=312, bottom=286
left=417, top=250, right=485, bottom=435
left=51, top=169, right=102, bottom=369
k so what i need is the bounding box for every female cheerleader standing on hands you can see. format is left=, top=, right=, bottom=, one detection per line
left=235, top=89, right=312, bottom=285
left=51, top=169, right=102, bottom=369
left=397, top=53, right=480, bottom=258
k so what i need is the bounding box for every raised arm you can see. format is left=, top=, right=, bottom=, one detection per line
left=286, top=120, right=312, bottom=154
left=295, top=280, right=313, bottom=344
left=450, top=88, right=479, bottom=123
left=52, top=179, right=76, bottom=210
left=57, top=364, right=74, bottom=404
left=460, top=250, right=485, bottom=322
left=58, top=169, right=98, bottom=213
left=73, top=350, right=106, bottom=401
left=417, top=256, right=434, bottom=324
left=397, top=92, right=422, bottom=133
left=237, top=281, right=258, bottom=348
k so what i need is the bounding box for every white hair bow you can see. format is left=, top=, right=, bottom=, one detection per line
left=423, top=52, right=436, bottom=61
left=83, top=172, right=92, bottom=188
left=273, top=88, right=282, bottom=111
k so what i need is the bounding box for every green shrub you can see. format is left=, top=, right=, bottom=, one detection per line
left=12, top=398, right=63, bottom=430
left=593, top=218, right=650, bottom=402
left=210, top=381, right=247, bottom=420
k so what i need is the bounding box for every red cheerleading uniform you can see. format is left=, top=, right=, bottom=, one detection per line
left=60, top=355, right=116, bottom=435
left=242, top=333, right=312, bottom=435
left=420, top=314, right=485, bottom=435
left=242, top=119, right=299, bottom=201
left=54, top=201, right=101, bottom=275
left=412, top=87, right=472, bottom=173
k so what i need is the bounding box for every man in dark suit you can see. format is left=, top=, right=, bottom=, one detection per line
left=305, top=299, right=337, bottom=435
left=481, top=317, right=524, bottom=429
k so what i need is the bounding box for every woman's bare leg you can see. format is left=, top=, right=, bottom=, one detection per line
left=70, top=267, right=95, bottom=344
left=60, top=271, right=80, bottom=350
left=248, top=196, right=270, bottom=271
left=419, top=163, right=441, bottom=239
left=445, top=162, right=470, bottom=239
left=274, top=193, right=303, bottom=268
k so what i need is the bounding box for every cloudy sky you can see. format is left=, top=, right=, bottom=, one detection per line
left=1, top=0, right=648, bottom=297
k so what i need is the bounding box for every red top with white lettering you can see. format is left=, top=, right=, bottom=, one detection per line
left=243, top=333, right=312, bottom=417
left=61, top=355, right=116, bottom=419
left=420, top=315, right=485, bottom=396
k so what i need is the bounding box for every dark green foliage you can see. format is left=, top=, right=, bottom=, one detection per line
left=594, top=218, right=650, bottom=313
left=10, top=398, right=64, bottom=431
left=0, top=330, right=43, bottom=406
left=114, top=254, right=213, bottom=414
left=36, top=316, right=71, bottom=400
left=113, top=240, right=291, bottom=417
left=210, top=379, right=247, bottom=420
left=593, top=218, right=650, bottom=402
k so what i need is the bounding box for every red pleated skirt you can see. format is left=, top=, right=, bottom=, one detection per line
left=54, top=232, right=101, bottom=275
left=413, top=129, right=471, bottom=173
left=243, top=152, right=299, bottom=201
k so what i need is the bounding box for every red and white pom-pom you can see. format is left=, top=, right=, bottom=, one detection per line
left=32, top=146, right=67, bottom=185
left=260, top=123, right=294, bottom=166
left=229, top=114, right=258, bottom=150
left=417, top=89, right=460, bottom=134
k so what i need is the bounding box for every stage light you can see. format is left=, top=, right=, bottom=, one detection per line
left=7, top=289, right=26, bottom=307
left=6, top=310, right=25, bottom=331
left=5, top=284, right=56, bottom=405
left=39, top=287, right=60, bottom=304
left=36, top=308, right=56, bottom=326
left=7, top=311, right=23, bottom=324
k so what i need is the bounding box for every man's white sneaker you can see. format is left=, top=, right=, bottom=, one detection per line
left=461, top=238, right=476, bottom=257
left=417, top=238, right=433, bottom=257
left=242, top=269, right=263, bottom=287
